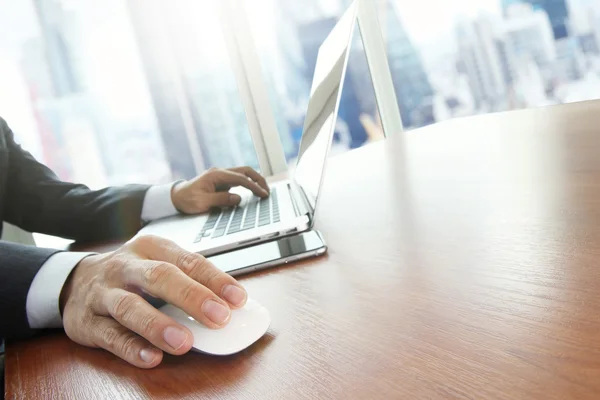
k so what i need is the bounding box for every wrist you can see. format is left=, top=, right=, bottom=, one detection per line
left=59, top=254, right=95, bottom=316
left=170, top=180, right=187, bottom=213
left=59, top=268, right=75, bottom=316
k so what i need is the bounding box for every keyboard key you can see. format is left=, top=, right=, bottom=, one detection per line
left=214, top=210, right=232, bottom=231
left=199, top=209, right=222, bottom=236
left=206, top=209, right=220, bottom=222
left=259, top=218, right=271, bottom=227
left=228, top=216, right=243, bottom=233
left=212, top=228, right=226, bottom=238
left=243, top=213, right=256, bottom=228
left=228, top=226, right=241, bottom=234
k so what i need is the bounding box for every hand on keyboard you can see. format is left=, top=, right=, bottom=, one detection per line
left=195, top=188, right=280, bottom=243
left=171, top=167, right=270, bottom=214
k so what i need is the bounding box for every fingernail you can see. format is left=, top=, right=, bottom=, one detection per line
left=229, top=194, right=241, bottom=204
left=163, top=326, right=188, bottom=350
left=261, top=188, right=269, bottom=196
left=140, top=348, right=157, bottom=364
left=202, top=299, right=231, bottom=325
left=222, top=284, right=247, bottom=306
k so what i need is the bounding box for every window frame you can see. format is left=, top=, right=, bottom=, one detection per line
left=218, top=0, right=403, bottom=176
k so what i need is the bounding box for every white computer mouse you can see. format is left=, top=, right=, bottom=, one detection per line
left=159, top=298, right=271, bottom=356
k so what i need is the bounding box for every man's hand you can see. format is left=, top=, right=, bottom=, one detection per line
left=60, top=235, right=248, bottom=368
left=171, top=167, right=270, bottom=214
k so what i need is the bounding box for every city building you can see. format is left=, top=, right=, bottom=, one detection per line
left=126, top=0, right=204, bottom=179
left=31, top=0, right=84, bottom=97
left=456, top=15, right=512, bottom=111
left=502, top=4, right=557, bottom=82
left=510, top=0, right=570, bottom=40
left=243, top=0, right=313, bottom=160
left=382, top=1, right=434, bottom=128
left=568, top=0, right=600, bottom=54
left=128, top=0, right=261, bottom=175
left=23, top=0, right=172, bottom=185
left=555, top=37, right=586, bottom=81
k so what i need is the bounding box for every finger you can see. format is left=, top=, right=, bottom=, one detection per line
left=122, top=258, right=232, bottom=328
left=209, top=169, right=268, bottom=197
left=131, top=236, right=247, bottom=309
left=229, top=167, right=270, bottom=193
left=205, top=192, right=242, bottom=208
left=96, top=288, right=194, bottom=355
left=91, top=316, right=163, bottom=369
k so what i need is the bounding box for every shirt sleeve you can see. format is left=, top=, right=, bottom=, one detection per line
left=140, top=182, right=181, bottom=222
left=25, top=252, right=95, bottom=329
left=25, top=182, right=182, bottom=330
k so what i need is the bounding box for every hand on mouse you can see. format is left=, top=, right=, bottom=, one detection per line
left=59, top=235, right=248, bottom=368
left=171, top=166, right=270, bottom=214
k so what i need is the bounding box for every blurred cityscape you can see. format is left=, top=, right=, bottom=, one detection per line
left=258, top=0, right=600, bottom=160
left=0, top=0, right=600, bottom=187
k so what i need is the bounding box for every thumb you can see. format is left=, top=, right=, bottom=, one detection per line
left=207, top=192, right=241, bottom=208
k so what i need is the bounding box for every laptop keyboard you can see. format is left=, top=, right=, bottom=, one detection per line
left=194, top=187, right=280, bottom=243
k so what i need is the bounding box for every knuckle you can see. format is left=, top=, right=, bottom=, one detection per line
left=139, top=314, right=159, bottom=338
left=203, top=267, right=224, bottom=289
left=133, top=235, right=160, bottom=250
left=120, top=335, right=141, bottom=360
left=112, top=293, right=139, bottom=321
left=178, top=252, right=209, bottom=276
left=108, top=256, right=131, bottom=281
left=143, top=262, right=175, bottom=287
left=180, top=282, right=200, bottom=305
left=101, top=325, right=122, bottom=348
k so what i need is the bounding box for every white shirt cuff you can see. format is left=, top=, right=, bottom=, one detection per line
left=26, top=252, right=95, bottom=329
left=141, top=182, right=181, bottom=222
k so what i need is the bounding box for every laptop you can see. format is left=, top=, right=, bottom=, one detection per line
left=136, top=1, right=358, bottom=257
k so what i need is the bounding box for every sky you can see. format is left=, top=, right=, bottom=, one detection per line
left=0, top=0, right=504, bottom=54
left=0, top=0, right=38, bottom=56
left=394, top=0, right=501, bottom=45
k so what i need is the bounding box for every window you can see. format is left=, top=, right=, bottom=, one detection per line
left=244, top=0, right=384, bottom=165
left=4, top=0, right=599, bottom=192
left=380, top=0, right=600, bottom=129
left=0, top=0, right=259, bottom=189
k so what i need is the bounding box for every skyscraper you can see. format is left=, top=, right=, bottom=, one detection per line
left=503, top=0, right=570, bottom=39
left=456, top=15, right=512, bottom=110
left=502, top=4, right=556, bottom=77
left=243, top=0, right=312, bottom=159
left=31, top=0, right=83, bottom=97
left=24, top=0, right=172, bottom=186
left=126, top=0, right=202, bottom=179
left=127, top=0, right=260, bottom=176
left=381, top=1, right=434, bottom=128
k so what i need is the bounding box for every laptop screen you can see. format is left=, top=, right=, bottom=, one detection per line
left=292, top=1, right=357, bottom=214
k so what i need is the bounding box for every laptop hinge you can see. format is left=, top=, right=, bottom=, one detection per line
left=288, top=182, right=313, bottom=223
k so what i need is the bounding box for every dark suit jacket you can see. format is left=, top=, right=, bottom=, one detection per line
left=0, top=116, right=150, bottom=339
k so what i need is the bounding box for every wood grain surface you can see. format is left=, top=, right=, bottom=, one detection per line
left=7, top=101, right=600, bottom=399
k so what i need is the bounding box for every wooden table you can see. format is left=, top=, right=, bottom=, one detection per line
left=7, top=101, right=600, bottom=399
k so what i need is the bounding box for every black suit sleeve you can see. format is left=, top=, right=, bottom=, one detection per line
left=0, top=241, right=59, bottom=339
left=0, top=117, right=151, bottom=339
left=1, top=117, right=150, bottom=242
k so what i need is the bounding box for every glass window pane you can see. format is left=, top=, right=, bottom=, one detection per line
left=245, top=0, right=384, bottom=165
left=0, top=0, right=258, bottom=189
left=377, top=0, right=600, bottom=130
